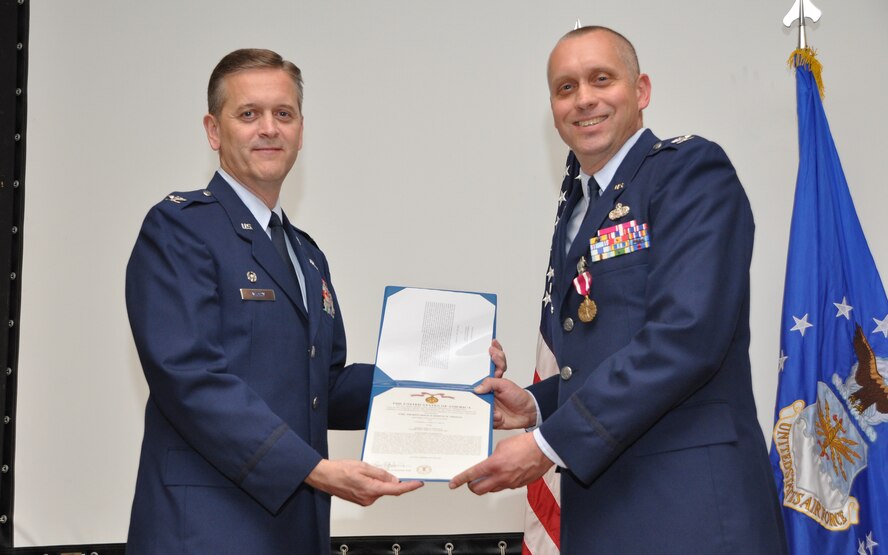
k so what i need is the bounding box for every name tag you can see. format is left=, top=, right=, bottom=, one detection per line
left=240, top=288, right=276, bottom=301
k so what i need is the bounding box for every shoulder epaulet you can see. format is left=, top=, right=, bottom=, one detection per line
left=650, top=134, right=698, bottom=154
left=162, top=189, right=217, bottom=209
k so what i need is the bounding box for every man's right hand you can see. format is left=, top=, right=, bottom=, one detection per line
left=474, top=377, right=538, bottom=430
left=305, top=459, right=423, bottom=506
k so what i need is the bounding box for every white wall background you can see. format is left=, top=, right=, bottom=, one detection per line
left=14, top=0, right=888, bottom=547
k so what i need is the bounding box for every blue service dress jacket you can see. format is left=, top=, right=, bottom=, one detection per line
left=125, top=173, right=373, bottom=555
left=528, top=130, right=788, bottom=554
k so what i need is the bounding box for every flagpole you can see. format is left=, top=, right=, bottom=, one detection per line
left=797, top=0, right=807, bottom=49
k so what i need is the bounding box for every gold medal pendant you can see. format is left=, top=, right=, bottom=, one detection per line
left=578, top=296, right=597, bottom=323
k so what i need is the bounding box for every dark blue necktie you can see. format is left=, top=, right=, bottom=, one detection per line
left=583, top=176, right=601, bottom=219
left=566, top=176, right=600, bottom=254
left=268, top=212, right=298, bottom=277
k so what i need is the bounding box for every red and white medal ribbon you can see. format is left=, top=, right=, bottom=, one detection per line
left=572, top=271, right=592, bottom=297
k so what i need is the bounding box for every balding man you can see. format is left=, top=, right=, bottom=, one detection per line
left=451, top=27, right=787, bottom=554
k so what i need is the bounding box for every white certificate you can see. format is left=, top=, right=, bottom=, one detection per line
left=362, top=287, right=496, bottom=481
left=362, top=387, right=491, bottom=480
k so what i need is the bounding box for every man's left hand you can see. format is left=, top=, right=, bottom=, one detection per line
left=448, top=432, right=553, bottom=494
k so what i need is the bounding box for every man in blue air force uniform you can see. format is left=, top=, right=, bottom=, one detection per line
left=451, top=27, right=788, bottom=553
left=125, top=49, right=422, bottom=555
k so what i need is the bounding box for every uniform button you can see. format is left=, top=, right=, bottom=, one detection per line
left=562, top=317, right=574, bottom=332
left=653, top=142, right=662, bottom=150
left=309, top=345, right=316, bottom=358
left=312, top=396, right=319, bottom=410
left=202, top=190, right=213, bottom=196
left=560, top=366, right=573, bottom=380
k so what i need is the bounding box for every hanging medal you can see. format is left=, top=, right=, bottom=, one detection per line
left=572, top=270, right=597, bottom=323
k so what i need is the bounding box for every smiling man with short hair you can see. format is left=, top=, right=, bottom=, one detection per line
left=125, top=48, right=422, bottom=555
left=451, top=27, right=787, bottom=554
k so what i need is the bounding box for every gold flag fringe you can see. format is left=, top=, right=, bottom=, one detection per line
left=788, top=48, right=825, bottom=98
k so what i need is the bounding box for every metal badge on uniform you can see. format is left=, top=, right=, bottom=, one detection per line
left=608, top=203, right=630, bottom=221
left=321, top=278, right=336, bottom=318
left=671, top=134, right=695, bottom=144
left=241, top=223, right=253, bottom=230
left=589, top=219, right=650, bottom=263
left=240, top=288, right=276, bottom=301
left=246, top=271, right=258, bottom=283
left=166, top=194, right=187, bottom=204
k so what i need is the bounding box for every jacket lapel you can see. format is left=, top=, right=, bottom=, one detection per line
left=207, top=175, right=308, bottom=319
left=551, top=181, right=582, bottom=300
left=282, top=212, right=320, bottom=340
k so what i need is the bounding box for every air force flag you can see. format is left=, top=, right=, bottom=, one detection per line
left=771, top=50, right=888, bottom=555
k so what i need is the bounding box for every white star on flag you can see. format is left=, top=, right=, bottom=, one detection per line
left=834, top=296, right=853, bottom=319
left=558, top=190, right=567, bottom=205
left=866, top=531, right=878, bottom=554
left=860, top=540, right=869, bottom=555
left=778, top=350, right=788, bottom=372
left=542, top=291, right=551, bottom=307
left=563, top=165, right=570, bottom=177
left=790, top=313, right=813, bottom=336
left=872, top=314, right=888, bottom=338
left=547, top=266, right=555, bottom=280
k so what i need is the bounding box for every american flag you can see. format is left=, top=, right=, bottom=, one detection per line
left=523, top=153, right=580, bottom=554
left=522, top=334, right=562, bottom=554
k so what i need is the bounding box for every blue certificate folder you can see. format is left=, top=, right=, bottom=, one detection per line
left=360, top=286, right=497, bottom=481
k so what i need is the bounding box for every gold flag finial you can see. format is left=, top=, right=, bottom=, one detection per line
left=574, top=18, right=582, bottom=30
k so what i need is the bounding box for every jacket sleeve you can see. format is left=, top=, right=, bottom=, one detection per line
left=528, top=374, right=560, bottom=421
left=126, top=204, right=322, bottom=514
left=538, top=141, right=754, bottom=483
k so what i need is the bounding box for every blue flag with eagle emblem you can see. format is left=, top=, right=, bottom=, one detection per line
left=770, top=50, right=888, bottom=555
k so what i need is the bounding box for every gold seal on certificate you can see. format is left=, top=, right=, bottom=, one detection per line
left=361, top=287, right=497, bottom=481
